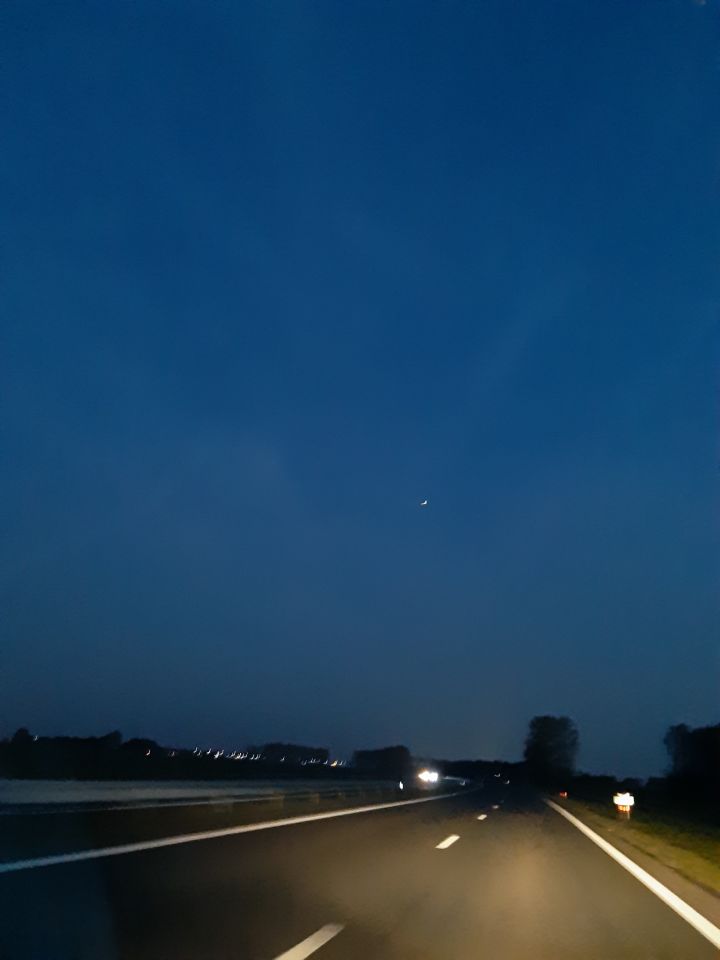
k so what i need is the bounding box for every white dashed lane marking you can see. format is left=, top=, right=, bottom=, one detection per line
left=436, top=834, right=460, bottom=849
left=273, top=923, right=344, bottom=959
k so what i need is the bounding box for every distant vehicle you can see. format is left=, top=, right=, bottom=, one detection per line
left=417, top=768, right=439, bottom=783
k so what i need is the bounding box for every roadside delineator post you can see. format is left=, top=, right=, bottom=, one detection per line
left=613, top=791, right=635, bottom=820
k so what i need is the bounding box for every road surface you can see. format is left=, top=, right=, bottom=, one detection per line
left=1, top=784, right=716, bottom=959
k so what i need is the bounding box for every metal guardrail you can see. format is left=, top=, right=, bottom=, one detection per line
left=0, top=782, right=404, bottom=816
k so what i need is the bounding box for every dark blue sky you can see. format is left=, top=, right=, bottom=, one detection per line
left=3, top=1, right=718, bottom=776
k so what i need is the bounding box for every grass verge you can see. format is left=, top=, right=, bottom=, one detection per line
left=563, top=798, right=720, bottom=897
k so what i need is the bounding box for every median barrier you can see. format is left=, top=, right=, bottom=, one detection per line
left=0, top=781, right=441, bottom=865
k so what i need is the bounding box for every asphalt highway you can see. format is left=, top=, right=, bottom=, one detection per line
left=1, top=783, right=717, bottom=959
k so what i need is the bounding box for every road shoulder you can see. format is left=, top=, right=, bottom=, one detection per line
left=548, top=799, right=720, bottom=934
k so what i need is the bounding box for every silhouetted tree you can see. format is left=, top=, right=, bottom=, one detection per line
left=524, top=716, right=578, bottom=786
left=11, top=727, right=32, bottom=745
left=353, top=745, right=411, bottom=778
left=663, top=724, right=689, bottom=776
left=121, top=738, right=158, bottom=757
left=100, top=730, right=123, bottom=750
left=664, top=722, right=720, bottom=787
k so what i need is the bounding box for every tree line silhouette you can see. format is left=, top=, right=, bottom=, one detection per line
left=663, top=722, right=720, bottom=793
left=522, top=714, right=720, bottom=819
left=0, top=731, right=436, bottom=782
left=2, top=718, right=716, bottom=804
left=1, top=730, right=340, bottom=781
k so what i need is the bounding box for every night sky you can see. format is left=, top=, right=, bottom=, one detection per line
left=3, top=1, right=718, bottom=777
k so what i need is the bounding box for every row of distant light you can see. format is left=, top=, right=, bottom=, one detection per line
left=187, top=748, right=343, bottom=765
left=191, top=748, right=261, bottom=760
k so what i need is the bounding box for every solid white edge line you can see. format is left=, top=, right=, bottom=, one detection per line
left=273, top=923, right=344, bottom=960
left=0, top=791, right=466, bottom=874
left=435, top=834, right=460, bottom=849
left=546, top=799, right=720, bottom=950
